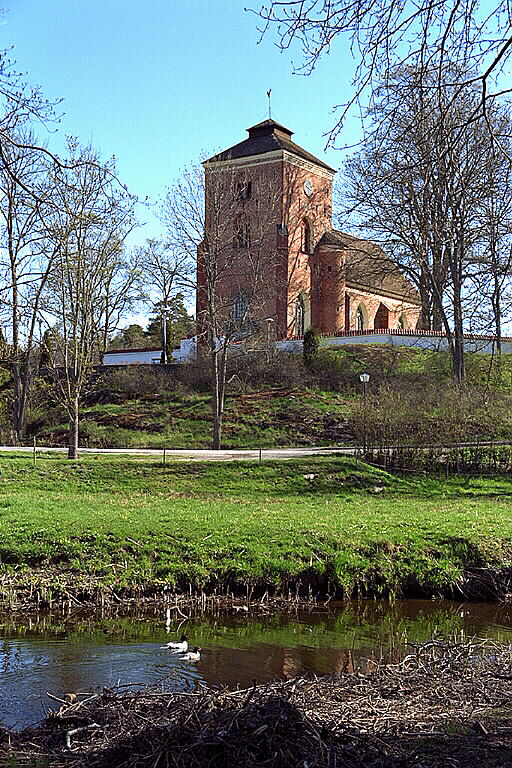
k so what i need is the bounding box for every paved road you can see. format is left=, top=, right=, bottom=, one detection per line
left=3, top=440, right=509, bottom=462
left=0, top=445, right=355, bottom=461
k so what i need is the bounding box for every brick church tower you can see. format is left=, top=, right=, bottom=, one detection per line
left=197, top=120, right=420, bottom=340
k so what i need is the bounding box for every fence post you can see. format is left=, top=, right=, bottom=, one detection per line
left=33, top=436, right=37, bottom=466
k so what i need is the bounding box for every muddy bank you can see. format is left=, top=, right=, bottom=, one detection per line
left=0, top=575, right=320, bottom=614
left=2, top=563, right=512, bottom=613
left=3, top=640, right=512, bottom=768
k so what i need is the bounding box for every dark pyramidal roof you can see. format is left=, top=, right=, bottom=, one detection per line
left=207, top=119, right=336, bottom=172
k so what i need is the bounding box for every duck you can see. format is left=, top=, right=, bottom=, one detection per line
left=160, top=634, right=188, bottom=652
left=182, top=646, right=201, bottom=662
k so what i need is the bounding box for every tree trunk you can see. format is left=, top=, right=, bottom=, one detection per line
left=212, top=410, right=222, bottom=450
left=452, top=329, right=465, bottom=384
left=11, top=250, right=23, bottom=443
left=68, top=397, right=79, bottom=459
left=13, top=368, right=30, bottom=444
left=492, top=279, right=502, bottom=356
left=210, top=330, right=222, bottom=450
left=212, top=376, right=222, bottom=450
left=431, top=302, right=445, bottom=332
left=451, top=250, right=465, bottom=385
left=431, top=247, right=447, bottom=332
left=210, top=338, right=229, bottom=450
left=12, top=360, right=23, bottom=444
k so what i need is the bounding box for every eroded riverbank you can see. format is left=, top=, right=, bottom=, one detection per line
left=1, top=455, right=512, bottom=607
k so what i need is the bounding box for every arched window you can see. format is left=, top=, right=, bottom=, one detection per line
left=374, top=303, right=389, bottom=330
left=301, top=219, right=311, bottom=254
left=234, top=213, right=250, bottom=249
left=295, top=294, right=305, bottom=337
left=355, top=305, right=365, bottom=331
left=233, top=293, right=249, bottom=326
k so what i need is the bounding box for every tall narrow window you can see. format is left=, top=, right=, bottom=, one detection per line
left=374, top=303, right=389, bottom=330
left=234, top=213, right=250, bottom=249
left=355, top=305, right=365, bottom=331
left=295, top=294, right=305, bottom=337
left=233, top=293, right=249, bottom=326
left=301, top=219, right=311, bottom=253
left=344, top=294, right=351, bottom=330
left=236, top=180, right=252, bottom=200
left=398, top=312, right=407, bottom=330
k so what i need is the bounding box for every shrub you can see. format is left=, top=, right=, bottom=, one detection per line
left=226, top=352, right=312, bottom=392
left=174, top=360, right=212, bottom=392
left=348, top=380, right=512, bottom=447
left=97, top=366, right=178, bottom=398
left=78, top=419, right=109, bottom=448
left=303, top=327, right=320, bottom=367
left=309, top=349, right=358, bottom=392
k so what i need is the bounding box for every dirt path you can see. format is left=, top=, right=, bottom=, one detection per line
left=0, top=445, right=354, bottom=460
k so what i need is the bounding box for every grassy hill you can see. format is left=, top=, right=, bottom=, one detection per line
left=76, top=389, right=353, bottom=449
left=14, top=344, right=512, bottom=449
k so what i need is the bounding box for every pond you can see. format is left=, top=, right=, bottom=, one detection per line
left=1, top=599, right=512, bottom=730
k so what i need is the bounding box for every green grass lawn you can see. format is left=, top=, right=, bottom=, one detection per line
left=0, top=453, right=511, bottom=603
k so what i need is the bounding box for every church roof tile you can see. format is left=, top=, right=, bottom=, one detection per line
left=318, top=229, right=421, bottom=304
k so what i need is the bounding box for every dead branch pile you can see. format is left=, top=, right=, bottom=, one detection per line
left=3, top=640, right=512, bottom=767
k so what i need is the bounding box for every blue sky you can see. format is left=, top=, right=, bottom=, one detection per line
left=6, top=0, right=356, bottom=244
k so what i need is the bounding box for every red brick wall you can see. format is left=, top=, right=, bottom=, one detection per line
left=346, top=287, right=421, bottom=330
left=281, top=162, right=333, bottom=335
left=199, top=149, right=420, bottom=339
left=313, top=246, right=346, bottom=334
left=202, top=159, right=286, bottom=336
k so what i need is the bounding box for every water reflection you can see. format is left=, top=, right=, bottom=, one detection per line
left=1, top=599, right=511, bottom=730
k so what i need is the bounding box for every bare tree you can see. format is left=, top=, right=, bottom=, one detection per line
left=98, top=244, right=141, bottom=357
left=340, top=68, right=508, bottom=382
left=138, top=238, right=192, bottom=306
left=0, top=132, right=57, bottom=442
left=136, top=238, right=193, bottom=362
left=42, top=140, right=137, bottom=459
left=252, top=1, right=512, bottom=149
left=163, top=160, right=281, bottom=448
left=0, top=38, right=67, bottom=199
left=472, top=138, right=512, bottom=354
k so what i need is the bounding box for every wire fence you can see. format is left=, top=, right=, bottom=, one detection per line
left=357, top=444, right=512, bottom=476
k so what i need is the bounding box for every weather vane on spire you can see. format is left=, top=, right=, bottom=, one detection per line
left=267, top=89, right=272, bottom=119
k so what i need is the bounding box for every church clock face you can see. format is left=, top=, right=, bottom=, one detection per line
left=303, top=178, right=314, bottom=197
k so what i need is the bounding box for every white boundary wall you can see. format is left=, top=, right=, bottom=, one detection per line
left=103, top=348, right=163, bottom=365
left=103, top=338, right=197, bottom=366
left=277, top=332, right=512, bottom=355
left=103, top=332, right=511, bottom=365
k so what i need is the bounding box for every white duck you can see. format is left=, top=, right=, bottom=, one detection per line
left=160, top=634, right=188, bottom=652
left=182, top=646, right=201, bottom=662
